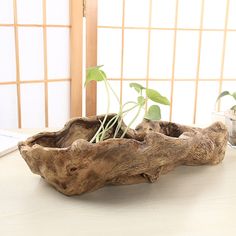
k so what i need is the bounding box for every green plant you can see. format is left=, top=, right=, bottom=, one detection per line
left=86, top=65, right=170, bottom=143
left=216, top=91, right=236, bottom=112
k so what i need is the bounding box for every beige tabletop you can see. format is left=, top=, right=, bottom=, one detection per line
left=0, top=130, right=236, bottom=236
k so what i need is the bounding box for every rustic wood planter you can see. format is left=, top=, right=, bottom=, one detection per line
left=18, top=114, right=228, bottom=196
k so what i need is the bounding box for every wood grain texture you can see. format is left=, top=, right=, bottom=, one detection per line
left=86, top=0, right=98, bottom=116
left=70, top=0, right=83, bottom=117
left=13, top=0, right=22, bottom=128
left=42, top=0, right=49, bottom=127
left=18, top=114, right=228, bottom=196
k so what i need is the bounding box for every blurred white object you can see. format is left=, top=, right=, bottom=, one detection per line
left=0, top=130, right=28, bottom=157
left=211, top=111, right=225, bottom=124
left=212, top=110, right=236, bottom=148
left=225, top=110, right=236, bottom=148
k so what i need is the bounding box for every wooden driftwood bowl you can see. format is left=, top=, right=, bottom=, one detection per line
left=18, top=114, right=228, bottom=196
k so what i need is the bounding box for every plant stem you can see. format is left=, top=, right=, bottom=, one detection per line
left=97, top=78, right=121, bottom=141
left=120, top=105, right=142, bottom=139
left=107, top=80, right=120, bottom=104
left=113, top=103, right=139, bottom=138
left=122, top=101, right=137, bottom=108
left=90, top=79, right=110, bottom=143
left=100, top=103, right=139, bottom=141
left=123, top=103, right=139, bottom=113
left=99, top=114, right=119, bottom=141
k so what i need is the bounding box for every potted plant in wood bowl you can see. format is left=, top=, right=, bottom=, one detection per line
left=18, top=66, right=228, bottom=196
left=216, top=91, right=236, bottom=148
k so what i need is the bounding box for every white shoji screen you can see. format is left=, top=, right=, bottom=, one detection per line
left=96, top=0, right=236, bottom=126
left=0, top=0, right=71, bottom=129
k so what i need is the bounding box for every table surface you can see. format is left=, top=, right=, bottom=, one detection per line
left=0, top=129, right=236, bottom=236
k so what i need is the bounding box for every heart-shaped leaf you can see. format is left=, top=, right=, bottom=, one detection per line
left=231, top=105, right=236, bottom=111
left=129, top=83, right=145, bottom=93
left=232, top=92, right=236, bottom=100
left=137, top=96, right=145, bottom=106
left=146, top=88, right=170, bottom=105
left=216, top=91, right=230, bottom=102
left=145, top=105, right=161, bottom=121
left=85, top=66, right=106, bottom=86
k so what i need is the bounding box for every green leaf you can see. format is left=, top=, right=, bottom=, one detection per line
left=129, top=83, right=145, bottom=93
left=146, top=88, right=170, bottom=105
left=145, top=105, right=161, bottom=121
left=137, top=96, right=145, bottom=106
left=231, top=92, right=236, bottom=100
left=85, top=66, right=107, bottom=86
left=231, top=105, right=236, bottom=111
left=216, top=91, right=230, bottom=102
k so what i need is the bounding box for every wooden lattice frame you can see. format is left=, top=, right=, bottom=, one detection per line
left=86, top=0, right=236, bottom=124
left=0, top=0, right=83, bottom=128
left=1, top=0, right=236, bottom=127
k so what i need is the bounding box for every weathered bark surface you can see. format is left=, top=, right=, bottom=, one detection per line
left=18, top=114, right=228, bottom=196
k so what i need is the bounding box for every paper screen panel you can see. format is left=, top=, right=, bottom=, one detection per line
left=125, top=0, right=149, bottom=27
left=0, top=27, right=16, bottom=82
left=175, top=31, right=199, bottom=79
left=151, top=0, right=176, bottom=28
left=0, top=85, right=18, bottom=128
left=199, top=32, right=224, bottom=79
left=21, top=83, right=45, bottom=128
left=18, top=27, right=44, bottom=81
left=46, top=0, right=70, bottom=25
left=97, top=81, right=120, bottom=115
left=123, top=30, right=148, bottom=78
left=149, top=30, right=174, bottom=79
left=228, top=0, right=236, bottom=29
left=48, top=81, right=70, bottom=128
left=196, top=82, right=219, bottom=125
left=17, top=0, right=43, bottom=24
left=95, top=0, right=236, bottom=126
left=203, top=0, right=227, bottom=29
left=0, top=0, right=74, bottom=129
left=98, top=0, right=123, bottom=27
left=224, top=32, right=236, bottom=79
left=47, top=27, right=70, bottom=79
left=0, top=0, right=14, bottom=23
left=172, top=82, right=195, bottom=124
left=221, top=81, right=236, bottom=111
left=177, top=0, right=202, bottom=29
left=97, top=28, right=122, bottom=78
